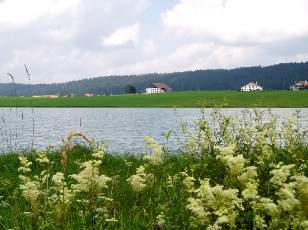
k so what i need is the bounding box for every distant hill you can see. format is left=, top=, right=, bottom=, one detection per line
left=0, top=62, right=308, bottom=96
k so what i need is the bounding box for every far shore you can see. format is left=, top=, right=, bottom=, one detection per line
left=0, top=90, right=307, bottom=108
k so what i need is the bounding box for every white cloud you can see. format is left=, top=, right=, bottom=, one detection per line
left=114, top=42, right=262, bottom=74
left=0, top=0, right=80, bottom=28
left=102, top=23, right=140, bottom=46
left=162, top=0, right=308, bottom=43
left=0, top=0, right=307, bottom=84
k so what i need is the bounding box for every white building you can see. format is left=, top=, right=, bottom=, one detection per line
left=146, top=87, right=163, bottom=94
left=241, top=82, right=263, bottom=92
left=145, top=83, right=173, bottom=94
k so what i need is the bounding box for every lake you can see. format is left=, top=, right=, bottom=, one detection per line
left=0, top=108, right=307, bottom=153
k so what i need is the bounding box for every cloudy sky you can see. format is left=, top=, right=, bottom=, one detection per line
left=1, top=0, right=308, bottom=83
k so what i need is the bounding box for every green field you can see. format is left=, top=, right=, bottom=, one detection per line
left=0, top=90, right=307, bottom=108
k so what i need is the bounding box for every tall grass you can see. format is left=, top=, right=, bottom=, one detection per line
left=0, top=109, right=307, bottom=229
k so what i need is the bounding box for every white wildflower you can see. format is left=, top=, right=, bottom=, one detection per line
left=18, top=156, right=32, bottom=173
left=105, top=218, right=117, bottom=223
left=127, top=165, right=152, bottom=192
left=71, top=160, right=112, bottom=193
left=186, top=179, right=243, bottom=228
left=20, top=181, right=41, bottom=207
left=156, top=212, right=166, bottom=226
left=143, top=136, right=163, bottom=165
left=216, top=145, right=246, bottom=176
left=270, top=163, right=295, bottom=187
left=35, top=152, right=50, bottom=164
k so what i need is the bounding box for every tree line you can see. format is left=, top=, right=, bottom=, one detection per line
left=0, top=62, right=307, bottom=96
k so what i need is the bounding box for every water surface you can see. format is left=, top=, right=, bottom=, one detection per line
left=0, top=108, right=307, bottom=153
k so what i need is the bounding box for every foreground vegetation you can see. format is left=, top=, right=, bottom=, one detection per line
left=0, top=90, right=308, bottom=108
left=0, top=109, right=307, bottom=229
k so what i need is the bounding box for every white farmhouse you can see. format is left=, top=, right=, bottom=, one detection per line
left=240, top=82, right=263, bottom=92
left=145, top=83, right=173, bottom=94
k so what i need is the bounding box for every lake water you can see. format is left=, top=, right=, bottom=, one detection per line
left=0, top=108, right=307, bottom=153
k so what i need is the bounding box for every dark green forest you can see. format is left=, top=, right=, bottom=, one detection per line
left=0, top=62, right=307, bottom=96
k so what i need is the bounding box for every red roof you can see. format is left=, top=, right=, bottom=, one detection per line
left=151, top=82, right=173, bottom=91
left=295, top=80, right=308, bottom=87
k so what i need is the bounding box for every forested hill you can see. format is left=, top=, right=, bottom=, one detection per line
left=0, top=62, right=308, bottom=96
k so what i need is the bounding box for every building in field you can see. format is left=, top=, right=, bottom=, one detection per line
left=240, top=82, right=263, bottom=92
left=84, top=93, right=95, bottom=97
left=145, top=82, right=173, bottom=94
left=290, top=80, right=308, bottom=91
left=32, top=95, right=59, bottom=98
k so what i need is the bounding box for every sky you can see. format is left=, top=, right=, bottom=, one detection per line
left=0, top=0, right=308, bottom=83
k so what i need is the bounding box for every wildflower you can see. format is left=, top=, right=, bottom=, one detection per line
left=216, top=145, right=246, bottom=176
left=35, top=152, right=50, bottom=164
left=270, top=163, right=295, bottom=187
left=186, top=179, right=243, bottom=228
left=71, top=161, right=112, bottom=193
left=51, top=172, right=65, bottom=186
left=156, top=212, right=166, bottom=226
left=127, top=165, right=152, bottom=192
left=242, top=182, right=259, bottom=200
left=18, top=156, right=32, bottom=173
left=20, top=180, right=41, bottom=208
left=92, top=151, right=104, bottom=159
left=143, top=136, right=163, bottom=165
left=183, top=175, right=196, bottom=193
left=105, top=218, right=117, bottom=223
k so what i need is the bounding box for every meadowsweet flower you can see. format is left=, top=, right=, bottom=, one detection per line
left=156, top=212, right=165, bottom=226
left=18, top=156, right=32, bottom=173
left=270, top=163, right=295, bottom=187
left=242, top=182, right=259, bottom=200
left=255, top=215, right=267, bottom=229
left=186, top=198, right=208, bottom=222
left=238, top=166, right=258, bottom=184
left=52, top=172, right=65, bottom=186
left=35, top=152, right=50, bottom=164
left=143, top=136, right=163, bottom=165
left=216, top=145, right=246, bottom=176
left=92, top=149, right=105, bottom=159
left=127, top=165, right=152, bottom=192
left=19, top=175, right=31, bottom=183
left=186, top=179, right=243, bottom=228
left=183, top=175, right=196, bottom=193
left=71, top=160, right=112, bottom=193
left=215, top=144, right=236, bottom=156
left=20, top=181, right=41, bottom=208
left=105, top=218, right=117, bottom=223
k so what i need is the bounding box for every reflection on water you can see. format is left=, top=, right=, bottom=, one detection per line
left=0, top=108, right=307, bottom=153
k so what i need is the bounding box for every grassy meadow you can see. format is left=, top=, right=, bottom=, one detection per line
left=0, top=90, right=307, bottom=108
left=0, top=109, right=307, bottom=229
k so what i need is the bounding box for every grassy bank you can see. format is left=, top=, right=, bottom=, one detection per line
left=0, top=110, right=307, bottom=229
left=0, top=90, right=308, bottom=108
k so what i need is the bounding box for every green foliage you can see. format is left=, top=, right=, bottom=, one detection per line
left=0, top=62, right=308, bottom=96
left=0, top=110, right=307, bottom=229
left=125, top=84, right=137, bottom=94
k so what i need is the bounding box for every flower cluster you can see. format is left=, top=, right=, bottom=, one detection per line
left=186, top=179, right=243, bottom=229
left=127, top=165, right=153, bottom=192
left=143, top=136, right=163, bottom=165
left=18, top=156, right=32, bottom=173
left=71, top=160, right=112, bottom=193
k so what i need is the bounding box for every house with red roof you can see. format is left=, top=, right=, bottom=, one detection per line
left=145, top=82, right=173, bottom=94
left=290, top=80, right=308, bottom=91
